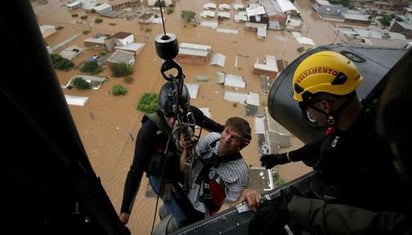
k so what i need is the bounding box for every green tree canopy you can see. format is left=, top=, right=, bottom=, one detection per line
left=80, top=60, right=103, bottom=75
left=154, top=0, right=165, bottom=7
left=110, top=62, right=133, bottom=77
left=181, top=10, right=196, bottom=23
left=379, top=15, right=392, bottom=27
left=137, top=92, right=159, bottom=113
left=72, top=77, right=90, bottom=90
left=112, top=84, right=128, bottom=96
left=50, top=53, right=74, bottom=71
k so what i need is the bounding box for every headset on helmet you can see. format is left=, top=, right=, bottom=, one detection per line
left=158, top=81, right=191, bottom=115
left=292, top=50, right=363, bottom=104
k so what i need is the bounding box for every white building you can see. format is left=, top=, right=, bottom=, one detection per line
left=254, top=55, right=279, bottom=78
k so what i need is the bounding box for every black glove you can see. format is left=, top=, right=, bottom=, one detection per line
left=248, top=189, right=291, bottom=235
left=260, top=153, right=290, bottom=169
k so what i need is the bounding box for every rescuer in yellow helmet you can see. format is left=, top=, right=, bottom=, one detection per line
left=251, top=50, right=412, bottom=235
left=292, top=50, right=363, bottom=134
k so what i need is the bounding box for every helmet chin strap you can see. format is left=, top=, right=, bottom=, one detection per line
left=309, top=92, right=356, bottom=136
left=329, top=93, right=357, bottom=135
left=325, top=115, right=336, bottom=136
left=306, top=105, right=336, bottom=135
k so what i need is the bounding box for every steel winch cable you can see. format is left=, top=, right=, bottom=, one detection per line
left=150, top=1, right=199, bottom=233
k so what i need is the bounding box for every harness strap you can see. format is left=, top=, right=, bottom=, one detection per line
left=194, top=138, right=243, bottom=214
left=195, top=152, right=242, bottom=184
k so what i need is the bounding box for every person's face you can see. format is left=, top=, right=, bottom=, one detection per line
left=219, top=126, right=243, bottom=155
left=163, top=113, right=176, bottom=128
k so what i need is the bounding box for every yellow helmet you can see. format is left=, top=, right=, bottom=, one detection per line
left=292, top=50, right=363, bottom=103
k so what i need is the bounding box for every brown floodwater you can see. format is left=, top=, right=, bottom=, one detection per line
left=30, top=0, right=340, bottom=233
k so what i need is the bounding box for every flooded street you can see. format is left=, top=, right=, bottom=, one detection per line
left=31, top=0, right=338, bottom=233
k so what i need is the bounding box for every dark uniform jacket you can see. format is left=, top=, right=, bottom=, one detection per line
left=287, top=107, right=412, bottom=234
left=120, top=106, right=224, bottom=213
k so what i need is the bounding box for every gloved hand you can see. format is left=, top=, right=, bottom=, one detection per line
left=260, top=153, right=290, bottom=169
left=248, top=189, right=291, bottom=235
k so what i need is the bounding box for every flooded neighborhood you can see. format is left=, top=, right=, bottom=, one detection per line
left=31, top=0, right=412, bottom=234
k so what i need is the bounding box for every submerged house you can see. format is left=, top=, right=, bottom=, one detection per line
left=175, top=42, right=212, bottom=64
left=106, top=50, right=135, bottom=68
left=253, top=55, right=279, bottom=78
